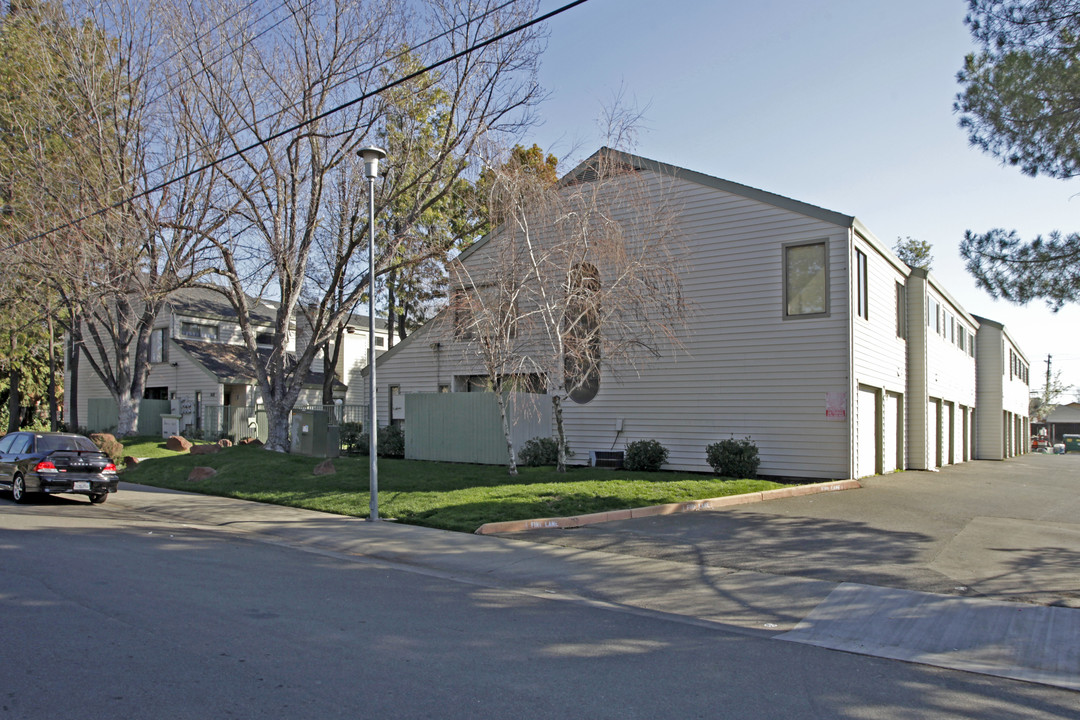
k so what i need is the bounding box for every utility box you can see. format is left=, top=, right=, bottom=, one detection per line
left=1064, top=435, right=1080, bottom=453
left=290, top=410, right=338, bottom=458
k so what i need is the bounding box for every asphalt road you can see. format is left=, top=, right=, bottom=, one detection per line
left=507, top=453, right=1080, bottom=608
left=2, top=490, right=1079, bottom=719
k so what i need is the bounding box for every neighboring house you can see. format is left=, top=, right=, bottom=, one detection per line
left=905, top=269, right=979, bottom=469
left=1032, top=402, right=1080, bottom=444
left=296, top=311, right=391, bottom=407
left=65, top=286, right=388, bottom=436
left=972, top=315, right=1032, bottom=459
left=369, top=148, right=1030, bottom=479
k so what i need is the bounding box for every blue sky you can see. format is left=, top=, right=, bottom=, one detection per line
left=528, top=0, right=1080, bottom=395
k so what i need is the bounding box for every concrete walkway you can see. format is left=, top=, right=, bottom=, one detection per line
left=109, top=454, right=1080, bottom=692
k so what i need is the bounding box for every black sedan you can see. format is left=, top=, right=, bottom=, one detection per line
left=0, top=432, right=119, bottom=504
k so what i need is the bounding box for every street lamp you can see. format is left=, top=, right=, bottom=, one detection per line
left=358, top=146, right=386, bottom=521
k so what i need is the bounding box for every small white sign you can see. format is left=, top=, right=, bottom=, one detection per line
left=825, top=392, right=847, bottom=421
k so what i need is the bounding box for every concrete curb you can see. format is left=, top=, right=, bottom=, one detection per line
left=474, top=479, right=862, bottom=534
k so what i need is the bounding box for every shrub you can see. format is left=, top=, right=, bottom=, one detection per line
left=624, top=439, right=669, bottom=472
left=339, top=422, right=364, bottom=453
left=706, top=436, right=760, bottom=478
left=378, top=424, right=405, bottom=458
left=357, top=424, right=406, bottom=458
left=518, top=436, right=560, bottom=467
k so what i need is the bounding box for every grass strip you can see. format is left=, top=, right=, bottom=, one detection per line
left=121, top=440, right=785, bottom=533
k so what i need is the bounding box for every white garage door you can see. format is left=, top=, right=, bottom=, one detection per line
left=883, top=392, right=901, bottom=473
left=857, top=386, right=878, bottom=478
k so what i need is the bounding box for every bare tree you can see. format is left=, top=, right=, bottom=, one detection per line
left=171, top=0, right=545, bottom=452
left=4, top=0, right=223, bottom=436
left=449, top=147, right=687, bottom=472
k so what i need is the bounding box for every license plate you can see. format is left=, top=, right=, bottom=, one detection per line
left=73, top=481, right=91, bottom=491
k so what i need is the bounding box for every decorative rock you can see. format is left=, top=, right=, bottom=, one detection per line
left=166, top=435, right=192, bottom=452
left=313, top=459, right=336, bottom=476
left=123, top=456, right=140, bottom=467
left=91, top=433, right=117, bottom=446
left=240, top=437, right=263, bottom=447
left=217, top=438, right=233, bottom=448
left=190, top=444, right=221, bottom=455
left=188, top=466, right=217, bottom=482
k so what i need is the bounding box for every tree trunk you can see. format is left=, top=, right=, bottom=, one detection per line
left=116, top=391, right=139, bottom=438
left=7, top=367, right=21, bottom=433
left=386, top=267, right=397, bottom=348
left=264, top=398, right=292, bottom=453
left=47, top=313, right=58, bottom=431
left=494, top=388, right=518, bottom=476
left=321, top=324, right=345, bottom=404
left=66, top=325, right=80, bottom=430
left=553, top=394, right=567, bottom=473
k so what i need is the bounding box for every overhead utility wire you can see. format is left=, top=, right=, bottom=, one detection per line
left=137, top=0, right=520, bottom=183
left=4, top=0, right=589, bottom=254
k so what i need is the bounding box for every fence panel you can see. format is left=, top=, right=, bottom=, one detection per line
left=404, top=393, right=551, bottom=465
left=87, top=398, right=117, bottom=432
left=137, top=399, right=172, bottom=436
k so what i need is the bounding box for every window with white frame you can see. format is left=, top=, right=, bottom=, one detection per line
left=855, top=249, right=868, bottom=320
left=149, top=327, right=168, bottom=363
left=895, top=282, right=905, bottom=338
left=784, top=241, right=828, bottom=318
left=181, top=322, right=218, bottom=341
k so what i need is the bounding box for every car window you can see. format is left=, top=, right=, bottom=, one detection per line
left=9, top=434, right=31, bottom=454
left=0, top=434, right=14, bottom=453
left=36, top=435, right=98, bottom=453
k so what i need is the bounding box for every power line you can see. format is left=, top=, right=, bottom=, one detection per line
left=136, top=0, right=522, bottom=186
left=3, top=0, right=587, bottom=253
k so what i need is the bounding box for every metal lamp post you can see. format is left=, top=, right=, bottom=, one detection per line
left=358, top=146, right=386, bottom=521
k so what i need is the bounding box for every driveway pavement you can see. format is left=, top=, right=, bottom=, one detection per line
left=94, top=453, right=1080, bottom=693
left=506, top=453, right=1080, bottom=609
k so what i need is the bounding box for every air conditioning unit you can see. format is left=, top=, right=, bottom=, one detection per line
left=589, top=450, right=624, bottom=469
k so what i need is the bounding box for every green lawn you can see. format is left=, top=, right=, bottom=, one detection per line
left=120, top=443, right=785, bottom=533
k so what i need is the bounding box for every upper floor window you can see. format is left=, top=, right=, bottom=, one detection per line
left=149, top=327, right=168, bottom=363
left=375, top=336, right=385, bottom=348
left=855, top=249, right=868, bottom=321
left=895, top=282, right=905, bottom=338
left=181, top=322, right=218, bottom=341
left=784, top=241, right=828, bottom=318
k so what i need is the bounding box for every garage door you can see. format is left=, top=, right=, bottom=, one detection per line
left=857, top=386, right=878, bottom=478
left=883, top=392, right=901, bottom=473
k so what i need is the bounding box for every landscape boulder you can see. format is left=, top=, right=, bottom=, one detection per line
left=188, top=466, right=217, bottom=482
left=313, top=459, right=336, bottom=476
left=240, top=437, right=263, bottom=447
left=166, top=435, right=192, bottom=452
left=189, top=444, right=221, bottom=455
left=217, top=438, right=233, bottom=448
left=123, top=456, right=140, bottom=467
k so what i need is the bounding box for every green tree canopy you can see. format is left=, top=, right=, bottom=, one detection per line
left=893, top=236, right=933, bottom=270
left=955, top=0, right=1080, bottom=309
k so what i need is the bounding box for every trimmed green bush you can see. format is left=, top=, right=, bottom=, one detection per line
left=706, top=436, right=760, bottom=478
left=339, top=422, right=364, bottom=453
left=518, top=437, right=560, bottom=467
left=358, top=425, right=406, bottom=458
left=624, top=439, right=669, bottom=472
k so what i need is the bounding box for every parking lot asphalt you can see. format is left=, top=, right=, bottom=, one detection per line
left=504, top=453, right=1080, bottom=609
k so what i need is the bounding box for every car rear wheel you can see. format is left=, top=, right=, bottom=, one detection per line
left=89, top=493, right=108, bottom=504
left=12, top=475, right=28, bottom=504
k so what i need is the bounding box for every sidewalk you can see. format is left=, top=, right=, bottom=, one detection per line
left=112, top=479, right=1080, bottom=692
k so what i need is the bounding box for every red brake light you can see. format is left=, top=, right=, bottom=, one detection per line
left=34, top=460, right=57, bottom=472
left=103, top=462, right=117, bottom=473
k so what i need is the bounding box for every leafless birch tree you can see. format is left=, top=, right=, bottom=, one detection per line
left=450, top=147, right=687, bottom=472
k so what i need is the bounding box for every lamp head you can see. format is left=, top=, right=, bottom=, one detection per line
left=357, top=146, right=387, bottom=180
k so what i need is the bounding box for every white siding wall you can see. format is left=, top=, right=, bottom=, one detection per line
left=374, top=170, right=855, bottom=478
left=851, top=234, right=909, bottom=476
left=973, top=317, right=1029, bottom=460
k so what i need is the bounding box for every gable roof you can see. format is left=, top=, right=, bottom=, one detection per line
left=173, top=338, right=345, bottom=390
left=458, top=146, right=859, bottom=264
left=167, top=285, right=279, bottom=325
